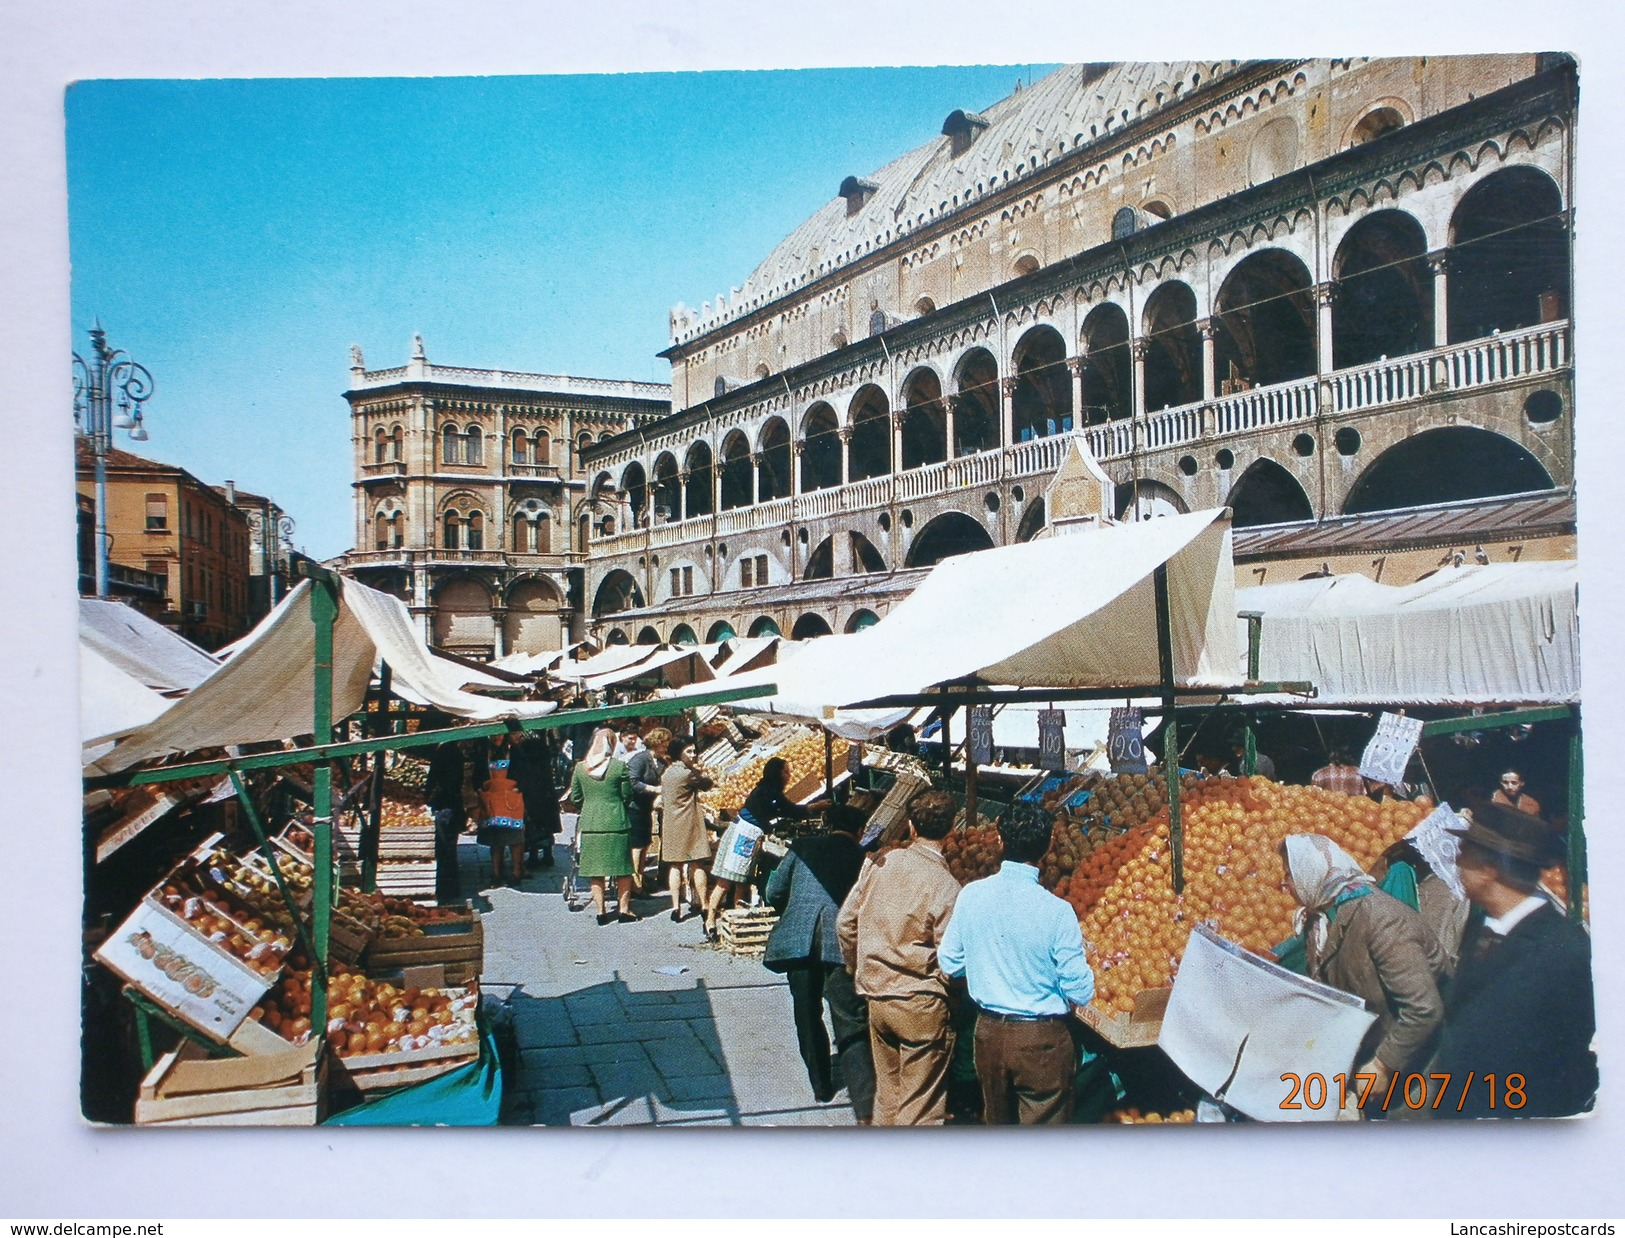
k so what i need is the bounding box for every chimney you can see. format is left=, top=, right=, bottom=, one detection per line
left=224, top=480, right=237, bottom=505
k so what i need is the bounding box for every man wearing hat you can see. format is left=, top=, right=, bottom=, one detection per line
left=1427, top=802, right=1596, bottom=1118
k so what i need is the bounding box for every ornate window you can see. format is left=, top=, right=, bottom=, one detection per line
left=512, top=429, right=529, bottom=465
left=443, top=511, right=460, bottom=549
left=441, top=423, right=460, bottom=466
left=464, top=424, right=483, bottom=466
left=467, top=511, right=484, bottom=550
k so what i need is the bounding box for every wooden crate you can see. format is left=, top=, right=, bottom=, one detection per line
left=364, top=909, right=484, bottom=985
left=330, top=1038, right=480, bottom=1094
left=718, top=907, right=779, bottom=956
left=865, top=769, right=932, bottom=848
left=135, top=1038, right=324, bottom=1127
left=1077, top=987, right=1171, bottom=1049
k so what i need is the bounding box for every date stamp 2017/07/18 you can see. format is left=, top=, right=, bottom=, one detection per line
left=1281, top=1071, right=1528, bottom=1112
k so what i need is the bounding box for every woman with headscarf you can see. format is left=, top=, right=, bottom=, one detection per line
left=1279, top=834, right=1447, bottom=1108
left=624, top=725, right=669, bottom=893
left=569, top=727, right=639, bottom=925
left=705, top=756, right=821, bottom=940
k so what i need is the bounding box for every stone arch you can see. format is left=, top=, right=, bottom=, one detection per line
left=1447, top=166, right=1569, bottom=342
left=705, top=620, right=737, bottom=643
left=592, top=569, right=645, bottom=617
left=719, top=430, right=753, bottom=510
left=651, top=451, right=681, bottom=523
left=848, top=385, right=892, bottom=481
left=951, top=348, right=1000, bottom=455
left=1079, top=303, right=1132, bottom=424
left=1333, top=209, right=1432, bottom=368
left=1141, top=281, right=1203, bottom=411
left=905, top=511, right=995, bottom=568
left=431, top=575, right=494, bottom=653
left=620, top=461, right=648, bottom=526
left=845, top=609, right=880, bottom=634
left=900, top=366, right=949, bottom=469
left=1343, top=427, right=1555, bottom=515
left=1225, top=459, right=1313, bottom=527
left=1214, top=249, right=1315, bottom=390
left=605, top=628, right=630, bottom=646
left=1011, top=324, right=1073, bottom=441
left=1115, top=479, right=1190, bottom=521
left=791, top=612, right=833, bottom=640
left=758, top=416, right=793, bottom=501
left=803, top=536, right=835, bottom=581
left=748, top=616, right=782, bottom=638
left=636, top=626, right=662, bottom=646
left=850, top=530, right=887, bottom=574
left=670, top=623, right=699, bottom=646
left=1016, top=496, right=1046, bottom=542
left=504, top=577, right=564, bottom=655
left=684, top=440, right=714, bottom=517
left=800, top=402, right=842, bottom=491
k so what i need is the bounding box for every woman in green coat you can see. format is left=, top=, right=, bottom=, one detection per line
left=570, top=727, right=638, bottom=925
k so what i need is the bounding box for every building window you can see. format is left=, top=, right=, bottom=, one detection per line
left=467, top=511, right=484, bottom=551
left=375, top=513, right=389, bottom=550
left=373, top=428, right=388, bottom=463
left=536, top=514, right=551, bottom=553
left=444, top=512, right=460, bottom=549
left=512, top=430, right=528, bottom=465
left=441, top=423, right=461, bottom=465
left=390, top=426, right=403, bottom=461
left=755, top=555, right=768, bottom=586
left=391, top=514, right=404, bottom=549
left=683, top=565, right=693, bottom=595
left=533, top=429, right=551, bottom=465
left=671, top=567, right=681, bottom=596
left=145, top=494, right=168, bottom=531
left=740, top=557, right=752, bottom=588
left=465, top=425, right=483, bottom=466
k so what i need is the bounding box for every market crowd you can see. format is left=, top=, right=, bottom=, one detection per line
left=431, top=718, right=1595, bottom=1125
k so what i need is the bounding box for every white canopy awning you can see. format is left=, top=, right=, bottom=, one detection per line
left=548, top=643, right=664, bottom=686
left=80, top=643, right=174, bottom=751
left=1240, top=560, right=1579, bottom=707
left=661, top=510, right=1238, bottom=737
left=90, top=577, right=556, bottom=774
left=79, top=599, right=219, bottom=692
left=579, top=645, right=717, bottom=690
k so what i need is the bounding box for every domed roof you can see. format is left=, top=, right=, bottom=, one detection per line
left=671, top=61, right=1247, bottom=344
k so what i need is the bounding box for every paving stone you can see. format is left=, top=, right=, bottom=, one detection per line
left=522, top=1042, right=649, bottom=1069
left=588, top=1060, right=665, bottom=1099
left=534, top=1086, right=604, bottom=1126
left=575, top=1019, right=660, bottom=1046
left=523, top=1061, right=593, bottom=1089
left=662, top=1072, right=738, bottom=1103
left=645, top=1034, right=725, bottom=1079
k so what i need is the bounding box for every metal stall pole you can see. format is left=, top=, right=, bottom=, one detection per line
left=1240, top=612, right=1263, bottom=776
left=1154, top=564, right=1184, bottom=893
left=361, top=663, right=392, bottom=893
left=824, top=729, right=834, bottom=802
left=965, top=708, right=979, bottom=829
left=303, top=564, right=340, bottom=1033
left=1568, top=720, right=1587, bottom=924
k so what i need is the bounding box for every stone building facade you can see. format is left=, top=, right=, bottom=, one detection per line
left=337, top=336, right=670, bottom=658
left=577, top=56, right=1576, bottom=646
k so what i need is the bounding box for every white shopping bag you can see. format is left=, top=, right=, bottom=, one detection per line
left=1158, top=925, right=1377, bottom=1122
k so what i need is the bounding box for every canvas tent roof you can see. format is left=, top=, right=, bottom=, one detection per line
left=1238, top=560, right=1579, bottom=707
left=89, top=576, right=556, bottom=774
left=663, top=509, right=1238, bottom=736
left=80, top=643, right=173, bottom=751
left=79, top=599, right=219, bottom=692
left=577, top=645, right=717, bottom=690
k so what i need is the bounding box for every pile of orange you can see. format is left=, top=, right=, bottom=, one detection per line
left=942, top=819, right=1004, bottom=885
left=1078, top=778, right=1430, bottom=1015
left=1103, top=1107, right=1197, bottom=1124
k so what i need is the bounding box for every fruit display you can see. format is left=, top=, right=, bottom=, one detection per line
left=1078, top=778, right=1431, bottom=1015
left=942, top=818, right=1003, bottom=885
left=940, top=808, right=1123, bottom=890
left=378, top=796, right=430, bottom=830
left=702, top=730, right=850, bottom=814
left=385, top=757, right=429, bottom=797
left=1103, top=1107, right=1197, bottom=1124
left=154, top=879, right=291, bottom=977
left=252, top=964, right=479, bottom=1056
left=1540, top=864, right=1588, bottom=921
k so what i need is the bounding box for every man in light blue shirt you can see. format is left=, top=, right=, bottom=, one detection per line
left=939, top=804, right=1095, bottom=1123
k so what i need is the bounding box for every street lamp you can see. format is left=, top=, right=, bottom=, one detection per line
left=72, top=323, right=154, bottom=598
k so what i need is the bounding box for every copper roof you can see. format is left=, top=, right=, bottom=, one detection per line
left=1232, top=490, right=1576, bottom=559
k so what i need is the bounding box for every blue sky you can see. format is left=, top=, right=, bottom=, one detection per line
left=67, top=66, right=1056, bottom=559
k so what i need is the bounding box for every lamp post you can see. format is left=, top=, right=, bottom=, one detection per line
left=72, top=323, right=154, bottom=598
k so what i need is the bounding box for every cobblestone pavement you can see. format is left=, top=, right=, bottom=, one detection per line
left=455, top=824, right=856, bottom=1128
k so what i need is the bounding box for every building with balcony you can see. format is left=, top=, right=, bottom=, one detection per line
left=213, top=481, right=299, bottom=627
left=336, top=335, right=671, bottom=658
left=74, top=440, right=255, bottom=650
left=578, top=56, right=1576, bottom=645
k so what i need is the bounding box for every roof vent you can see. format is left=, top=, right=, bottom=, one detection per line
left=941, top=109, right=990, bottom=156
left=839, top=176, right=879, bottom=217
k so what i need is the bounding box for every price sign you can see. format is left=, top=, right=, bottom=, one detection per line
left=1037, top=709, right=1067, bottom=772
left=847, top=741, right=865, bottom=776
left=1107, top=706, right=1148, bottom=775
left=969, top=705, right=995, bottom=767
left=1359, top=712, right=1425, bottom=788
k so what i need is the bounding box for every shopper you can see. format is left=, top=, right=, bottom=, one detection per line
left=938, top=804, right=1095, bottom=1124
left=425, top=731, right=471, bottom=904
left=1310, top=748, right=1366, bottom=797
left=1373, top=830, right=1471, bottom=976
left=836, top=790, right=961, bottom=1126
left=1429, top=804, right=1596, bottom=1118
left=1280, top=834, right=1446, bottom=1107
left=659, top=737, right=714, bottom=923
left=706, top=757, right=817, bottom=938
left=625, top=726, right=668, bottom=893
left=764, top=805, right=876, bottom=1123
left=1491, top=769, right=1543, bottom=817
left=474, top=730, right=537, bottom=887
left=520, top=730, right=562, bottom=870
left=568, top=727, right=639, bottom=925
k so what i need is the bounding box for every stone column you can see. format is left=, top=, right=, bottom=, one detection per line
left=837, top=426, right=852, bottom=486
left=1000, top=376, right=1018, bottom=446
left=890, top=409, right=907, bottom=472
left=1066, top=356, right=1085, bottom=429
left=712, top=446, right=724, bottom=514
left=792, top=441, right=806, bottom=495
left=1131, top=339, right=1149, bottom=419
left=491, top=605, right=507, bottom=659
left=1198, top=318, right=1218, bottom=403
left=677, top=470, right=690, bottom=522
left=943, top=394, right=957, bottom=460
left=1428, top=251, right=1451, bottom=349
left=749, top=452, right=762, bottom=505
left=1315, top=282, right=1337, bottom=377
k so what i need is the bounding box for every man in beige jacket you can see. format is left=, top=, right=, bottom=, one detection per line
left=837, top=791, right=961, bottom=1125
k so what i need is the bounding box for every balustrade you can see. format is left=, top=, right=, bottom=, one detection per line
left=1212, top=377, right=1319, bottom=436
